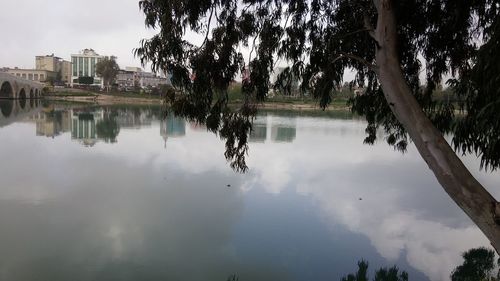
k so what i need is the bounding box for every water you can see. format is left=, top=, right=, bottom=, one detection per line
left=0, top=103, right=498, bottom=281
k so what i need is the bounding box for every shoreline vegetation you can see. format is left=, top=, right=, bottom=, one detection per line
left=44, top=88, right=352, bottom=110
left=43, top=83, right=456, bottom=111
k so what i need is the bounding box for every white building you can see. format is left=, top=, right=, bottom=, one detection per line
left=70, top=49, right=104, bottom=88
left=121, top=66, right=171, bottom=89
left=139, top=71, right=169, bottom=88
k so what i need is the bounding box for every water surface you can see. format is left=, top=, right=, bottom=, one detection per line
left=0, top=103, right=498, bottom=281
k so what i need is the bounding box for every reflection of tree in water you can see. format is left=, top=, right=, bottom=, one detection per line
left=334, top=247, right=499, bottom=281
left=451, top=247, right=499, bottom=281
left=339, top=261, right=408, bottom=281
left=47, top=110, right=63, bottom=124
left=0, top=100, right=13, bottom=117
left=96, top=110, right=120, bottom=143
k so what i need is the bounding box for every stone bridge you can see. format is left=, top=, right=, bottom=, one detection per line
left=0, top=72, right=44, bottom=100
left=0, top=99, right=43, bottom=128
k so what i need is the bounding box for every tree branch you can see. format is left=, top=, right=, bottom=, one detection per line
left=198, top=4, right=215, bottom=51
left=332, top=52, right=378, bottom=72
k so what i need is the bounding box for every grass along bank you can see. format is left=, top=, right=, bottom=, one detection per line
left=44, top=86, right=352, bottom=110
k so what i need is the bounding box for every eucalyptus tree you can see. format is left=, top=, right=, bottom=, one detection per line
left=95, top=56, right=120, bottom=92
left=135, top=0, right=500, bottom=251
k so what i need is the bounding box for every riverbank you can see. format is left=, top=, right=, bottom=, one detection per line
left=45, top=95, right=162, bottom=105
left=45, top=91, right=350, bottom=110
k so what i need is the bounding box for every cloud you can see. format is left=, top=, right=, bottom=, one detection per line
left=1, top=109, right=499, bottom=281
left=238, top=113, right=498, bottom=281
left=0, top=0, right=156, bottom=70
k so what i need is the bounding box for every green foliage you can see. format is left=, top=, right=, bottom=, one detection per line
left=96, top=57, right=120, bottom=88
left=96, top=110, right=120, bottom=143
left=451, top=247, right=499, bottom=281
left=341, top=260, right=407, bottom=281
left=45, top=76, right=56, bottom=86
left=228, top=83, right=244, bottom=102
left=136, top=0, right=500, bottom=171
left=42, top=87, right=51, bottom=95
left=450, top=18, right=500, bottom=170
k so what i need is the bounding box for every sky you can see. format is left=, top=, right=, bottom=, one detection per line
left=0, top=0, right=162, bottom=71
left=0, top=0, right=430, bottom=82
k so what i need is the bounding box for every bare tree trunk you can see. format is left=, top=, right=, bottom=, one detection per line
left=373, top=0, right=500, bottom=252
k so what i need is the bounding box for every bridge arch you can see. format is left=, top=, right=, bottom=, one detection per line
left=19, top=89, right=27, bottom=109
left=29, top=89, right=34, bottom=107
left=0, top=81, right=14, bottom=99
left=0, top=100, right=13, bottom=117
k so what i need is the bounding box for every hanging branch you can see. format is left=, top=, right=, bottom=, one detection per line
left=198, top=4, right=216, bottom=51
left=332, top=52, right=378, bottom=72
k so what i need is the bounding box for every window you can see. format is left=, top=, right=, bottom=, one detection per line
left=72, top=57, right=77, bottom=76
left=79, top=57, right=83, bottom=76
left=40, top=74, right=45, bottom=80
left=84, top=57, right=89, bottom=76
left=79, top=120, right=84, bottom=138
left=22, top=74, right=27, bottom=78
left=91, top=122, right=96, bottom=138
left=34, top=74, right=39, bottom=80
left=91, top=57, right=96, bottom=77
left=72, top=119, right=77, bottom=138
left=28, top=74, right=33, bottom=80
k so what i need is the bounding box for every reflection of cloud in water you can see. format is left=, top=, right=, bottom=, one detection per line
left=0, top=119, right=290, bottom=281
left=243, top=117, right=498, bottom=281
left=0, top=108, right=499, bottom=281
left=0, top=155, right=288, bottom=280
left=297, top=180, right=488, bottom=281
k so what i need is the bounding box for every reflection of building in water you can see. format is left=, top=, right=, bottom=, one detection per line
left=34, top=110, right=71, bottom=138
left=114, top=108, right=153, bottom=129
left=248, top=115, right=296, bottom=143
left=70, top=109, right=104, bottom=146
left=160, top=115, right=186, bottom=145
left=271, top=125, right=296, bottom=142
left=249, top=116, right=267, bottom=143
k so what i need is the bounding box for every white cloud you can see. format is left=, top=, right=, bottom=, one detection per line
left=0, top=0, right=157, bottom=70
left=1, top=111, right=498, bottom=280
left=238, top=114, right=498, bottom=281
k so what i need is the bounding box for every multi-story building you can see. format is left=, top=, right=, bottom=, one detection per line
left=35, top=54, right=72, bottom=85
left=61, top=60, right=72, bottom=85
left=70, top=49, right=105, bottom=88
left=116, top=70, right=138, bottom=90
left=125, top=66, right=142, bottom=73
left=120, top=66, right=171, bottom=89
left=4, top=67, right=57, bottom=83
left=36, top=55, right=60, bottom=72
left=140, top=72, right=169, bottom=88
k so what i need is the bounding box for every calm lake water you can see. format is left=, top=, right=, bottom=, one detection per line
left=0, top=102, right=498, bottom=281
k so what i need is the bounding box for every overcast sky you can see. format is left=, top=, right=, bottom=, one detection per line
left=0, top=0, right=164, bottom=71
left=0, top=0, right=363, bottom=81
